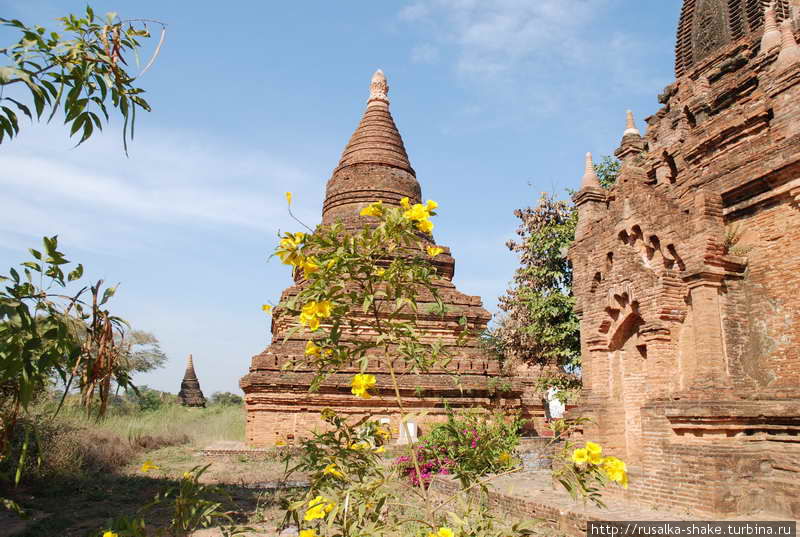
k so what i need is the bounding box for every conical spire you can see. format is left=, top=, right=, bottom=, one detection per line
left=184, top=354, right=198, bottom=381
left=581, top=152, right=601, bottom=189
left=322, top=70, right=422, bottom=228
left=623, top=110, right=641, bottom=137
left=334, top=69, right=414, bottom=175
left=178, top=354, right=206, bottom=407
left=761, top=3, right=782, bottom=53
left=776, top=19, right=800, bottom=70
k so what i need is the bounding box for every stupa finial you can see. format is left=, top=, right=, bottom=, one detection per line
left=369, top=69, right=389, bottom=105
left=762, top=3, right=782, bottom=53
left=581, top=152, right=601, bottom=189
left=624, top=110, right=641, bottom=137
left=776, top=19, right=800, bottom=70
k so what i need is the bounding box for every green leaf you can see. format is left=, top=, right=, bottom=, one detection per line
left=2, top=107, right=19, bottom=134
left=100, top=285, right=116, bottom=305
left=6, top=98, right=32, bottom=120
left=67, top=264, right=83, bottom=282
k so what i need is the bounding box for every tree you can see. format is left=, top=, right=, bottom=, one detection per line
left=209, top=392, right=243, bottom=406
left=1, top=237, right=132, bottom=461
left=118, top=330, right=167, bottom=376
left=492, top=156, right=620, bottom=400
left=0, top=6, right=164, bottom=152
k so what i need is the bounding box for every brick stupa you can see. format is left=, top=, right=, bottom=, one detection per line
left=177, top=354, right=206, bottom=407
left=240, top=70, right=524, bottom=447
left=569, top=0, right=800, bottom=518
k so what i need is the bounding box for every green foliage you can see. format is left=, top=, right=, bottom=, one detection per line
left=282, top=410, right=393, bottom=536
left=493, top=157, right=620, bottom=394
left=593, top=155, right=621, bottom=190
left=0, top=6, right=164, bottom=152
left=397, top=410, right=524, bottom=488
left=272, top=197, right=544, bottom=536
left=274, top=203, right=457, bottom=390
left=209, top=392, right=243, bottom=407
left=134, top=385, right=170, bottom=412
left=118, top=331, right=168, bottom=376
left=0, top=235, right=134, bottom=512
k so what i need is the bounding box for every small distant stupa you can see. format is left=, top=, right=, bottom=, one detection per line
left=177, top=354, right=206, bottom=407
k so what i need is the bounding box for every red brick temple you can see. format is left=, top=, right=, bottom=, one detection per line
left=240, top=71, right=527, bottom=447
left=569, top=0, right=800, bottom=517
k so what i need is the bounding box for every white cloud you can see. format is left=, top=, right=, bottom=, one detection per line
left=411, top=43, right=440, bottom=64
left=0, top=124, right=320, bottom=252
left=397, top=0, right=670, bottom=125
left=401, top=0, right=606, bottom=79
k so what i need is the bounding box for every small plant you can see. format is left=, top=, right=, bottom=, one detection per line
left=396, top=409, right=524, bottom=488
left=96, top=463, right=251, bottom=537
left=723, top=224, right=752, bottom=256
left=549, top=419, right=629, bottom=508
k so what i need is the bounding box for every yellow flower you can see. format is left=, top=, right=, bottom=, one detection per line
left=360, top=201, right=383, bottom=217
left=304, top=496, right=334, bottom=521
left=416, top=219, right=434, bottom=234
left=302, top=301, right=333, bottom=319
left=426, top=245, right=444, bottom=257
left=302, top=257, right=320, bottom=278
left=498, top=451, right=511, bottom=464
left=376, top=427, right=390, bottom=439
left=403, top=203, right=430, bottom=222
left=140, top=460, right=159, bottom=473
left=571, top=448, right=589, bottom=464
left=315, top=300, right=333, bottom=317
left=351, top=373, right=377, bottom=399
left=299, top=530, right=318, bottom=537
left=586, top=441, right=603, bottom=464
left=305, top=340, right=320, bottom=356
left=400, top=197, right=411, bottom=209
left=277, top=232, right=306, bottom=266
left=261, top=304, right=273, bottom=314
left=374, top=446, right=385, bottom=454
left=299, top=301, right=333, bottom=331
left=285, top=191, right=292, bottom=205
left=374, top=267, right=386, bottom=277
left=601, top=456, right=628, bottom=487
left=305, top=340, right=332, bottom=358
left=299, top=312, right=321, bottom=331
left=323, top=463, right=344, bottom=479
left=427, top=528, right=454, bottom=537
left=276, top=439, right=287, bottom=447
left=425, top=200, right=438, bottom=211
left=103, top=531, right=119, bottom=537
left=350, top=441, right=370, bottom=451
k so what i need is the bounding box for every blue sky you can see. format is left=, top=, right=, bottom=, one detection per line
left=1, top=1, right=681, bottom=396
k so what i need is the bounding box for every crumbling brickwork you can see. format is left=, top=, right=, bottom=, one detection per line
left=177, top=355, right=206, bottom=407
left=240, top=71, right=526, bottom=447
left=570, top=0, right=800, bottom=518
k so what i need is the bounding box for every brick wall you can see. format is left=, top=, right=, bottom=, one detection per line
left=569, top=18, right=800, bottom=518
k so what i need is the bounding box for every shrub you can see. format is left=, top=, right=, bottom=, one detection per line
left=210, top=392, right=244, bottom=406
left=396, top=410, right=525, bottom=487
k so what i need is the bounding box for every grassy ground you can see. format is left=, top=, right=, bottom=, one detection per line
left=2, top=404, right=545, bottom=537
left=55, top=403, right=246, bottom=448
left=2, top=404, right=297, bottom=537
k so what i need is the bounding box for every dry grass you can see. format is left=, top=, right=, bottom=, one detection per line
left=57, top=402, right=246, bottom=448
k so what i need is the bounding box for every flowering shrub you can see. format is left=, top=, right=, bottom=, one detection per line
left=268, top=194, right=626, bottom=536
left=550, top=419, right=629, bottom=508
left=396, top=409, right=524, bottom=487
left=95, top=463, right=251, bottom=537
left=395, top=442, right=455, bottom=488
